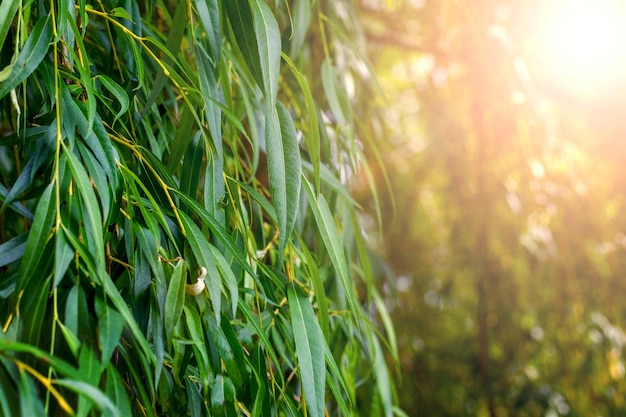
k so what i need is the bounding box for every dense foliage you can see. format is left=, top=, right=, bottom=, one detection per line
left=360, top=1, right=626, bottom=415
left=0, top=0, right=399, bottom=416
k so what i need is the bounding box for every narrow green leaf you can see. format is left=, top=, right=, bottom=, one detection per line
left=224, top=0, right=262, bottom=91
left=288, top=284, right=325, bottom=417
left=63, top=145, right=105, bottom=268
left=179, top=131, right=204, bottom=202
left=18, top=371, right=46, bottom=417
left=95, top=298, right=125, bottom=368
left=282, top=53, right=321, bottom=192
left=179, top=212, right=221, bottom=323
left=75, top=140, right=112, bottom=228
left=17, top=183, right=55, bottom=293
left=0, top=64, right=13, bottom=82
left=109, top=7, right=132, bottom=21
left=218, top=316, right=249, bottom=390
left=193, top=0, right=221, bottom=65
left=250, top=0, right=281, bottom=106
left=249, top=346, right=270, bottom=417
left=0, top=16, right=53, bottom=100
left=350, top=211, right=398, bottom=359
left=321, top=59, right=350, bottom=130
left=77, top=346, right=102, bottom=415
left=64, top=284, right=87, bottom=339
left=164, top=259, right=186, bottom=347
left=301, top=160, right=360, bottom=207
left=53, top=227, right=74, bottom=288
left=105, top=365, right=133, bottom=417
left=133, top=223, right=166, bottom=289
left=186, top=377, right=203, bottom=417
left=372, top=336, right=394, bottom=417
left=166, top=109, right=196, bottom=172
left=238, top=302, right=283, bottom=384
left=0, top=0, right=19, bottom=50
left=0, top=184, right=33, bottom=218
left=1, top=159, right=34, bottom=214
left=64, top=17, right=97, bottom=135
left=272, top=101, right=301, bottom=256
left=98, top=75, right=130, bottom=126
left=287, top=0, right=312, bottom=58
left=0, top=233, right=27, bottom=267
left=196, top=42, right=222, bottom=151
left=57, top=322, right=81, bottom=357
left=302, top=178, right=357, bottom=315
left=295, top=234, right=329, bottom=339
left=0, top=361, right=19, bottom=417
left=326, top=375, right=352, bottom=417
left=211, top=375, right=236, bottom=417
left=208, top=245, right=239, bottom=317
left=183, top=305, right=211, bottom=384
left=55, top=379, right=121, bottom=417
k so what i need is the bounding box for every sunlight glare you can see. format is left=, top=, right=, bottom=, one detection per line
left=534, top=0, right=626, bottom=95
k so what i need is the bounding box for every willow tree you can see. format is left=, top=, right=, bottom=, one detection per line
left=0, top=0, right=398, bottom=415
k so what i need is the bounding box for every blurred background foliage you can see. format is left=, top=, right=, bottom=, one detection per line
left=354, top=0, right=626, bottom=415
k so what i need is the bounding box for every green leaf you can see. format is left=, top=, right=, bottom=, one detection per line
left=193, top=0, right=221, bottom=65
left=266, top=101, right=302, bottom=259
left=287, top=0, right=312, bottom=58
left=0, top=0, right=19, bottom=51
left=77, top=346, right=103, bottom=415
left=219, top=316, right=249, bottom=390
left=211, top=375, right=236, bottom=417
left=98, top=75, right=130, bottom=127
left=224, top=1, right=262, bottom=92
left=296, top=234, right=329, bottom=339
left=109, top=7, right=132, bottom=21
left=321, top=59, right=350, bottom=130
left=53, top=227, right=74, bottom=288
left=208, top=244, right=239, bottom=317
left=0, top=233, right=27, bottom=267
left=164, top=259, right=186, bottom=347
left=288, top=284, right=325, bottom=417
left=55, top=379, right=121, bottom=417
left=179, top=132, right=204, bottom=203
left=63, top=145, right=105, bottom=268
left=0, top=15, right=53, bottom=100
left=196, top=43, right=222, bottom=151
left=95, top=298, right=125, bottom=368
left=282, top=53, right=321, bottom=192
left=186, top=377, right=204, bottom=417
left=183, top=305, right=212, bottom=385
left=166, top=109, right=196, bottom=172
left=179, top=212, right=221, bottom=323
left=18, top=371, right=46, bottom=417
left=16, top=183, right=55, bottom=294
left=105, top=365, right=133, bottom=417
left=250, top=0, right=281, bottom=106
left=302, top=178, right=357, bottom=315
left=372, top=336, right=393, bottom=417
left=0, top=361, right=19, bottom=417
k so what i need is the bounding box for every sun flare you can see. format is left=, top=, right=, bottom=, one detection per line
left=533, top=0, right=626, bottom=95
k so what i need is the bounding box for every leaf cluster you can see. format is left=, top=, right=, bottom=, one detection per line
left=0, top=0, right=398, bottom=416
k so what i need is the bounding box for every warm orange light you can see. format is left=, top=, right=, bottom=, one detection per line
left=532, top=0, right=626, bottom=95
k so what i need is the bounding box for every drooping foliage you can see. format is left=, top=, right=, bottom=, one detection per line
left=0, top=0, right=398, bottom=416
